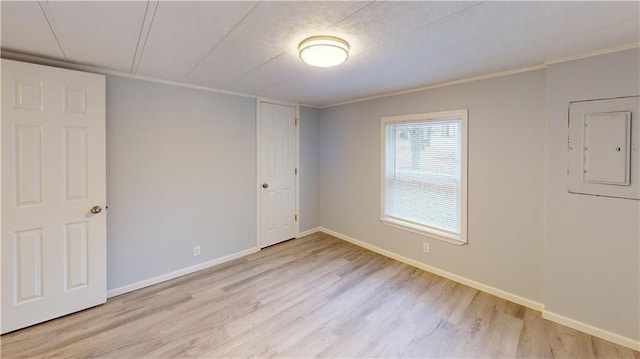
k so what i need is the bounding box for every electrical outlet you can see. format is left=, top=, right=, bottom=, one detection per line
left=193, top=246, right=201, bottom=257
left=423, top=243, right=430, bottom=254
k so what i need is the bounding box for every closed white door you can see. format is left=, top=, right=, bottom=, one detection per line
left=259, top=101, right=298, bottom=248
left=1, top=59, right=106, bottom=334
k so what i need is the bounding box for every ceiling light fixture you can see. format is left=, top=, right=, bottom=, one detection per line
left=298, top=36, right=350, bottom=68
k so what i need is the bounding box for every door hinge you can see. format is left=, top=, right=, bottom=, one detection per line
left=295, top=118, right=299, bottom=126
left=295, top=168, right=298, bottom=175
left=294, top=214, right=298, bottom=221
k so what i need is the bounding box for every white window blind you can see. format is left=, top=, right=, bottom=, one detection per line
left=382, top=110, right=467, bottom=244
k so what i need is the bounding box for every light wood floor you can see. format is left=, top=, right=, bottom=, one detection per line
left=1, top=232, right=638, bottom=358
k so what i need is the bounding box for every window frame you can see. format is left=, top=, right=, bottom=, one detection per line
left=380, top=109, right=468, bottom=245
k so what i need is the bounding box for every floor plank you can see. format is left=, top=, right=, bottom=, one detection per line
left=1, top=232, right=638, bottom=358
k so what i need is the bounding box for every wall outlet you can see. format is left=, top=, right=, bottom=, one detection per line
left=193, top=245, right=201, bottom=257
left=423, top=243, right=430, bottom=254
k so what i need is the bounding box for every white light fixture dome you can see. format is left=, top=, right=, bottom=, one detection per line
left=298, top=36, right=350, bottom=67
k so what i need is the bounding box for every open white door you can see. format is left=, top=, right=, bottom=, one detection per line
left=1, top=59, right=106, bottom=334
left=258, top=100, right=298, bottom=248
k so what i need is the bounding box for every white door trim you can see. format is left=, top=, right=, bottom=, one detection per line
left=256, top=97, right=300, bottom=249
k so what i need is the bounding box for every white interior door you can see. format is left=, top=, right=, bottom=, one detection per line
left=259, top=101, right=298, bottom=248
left=1, top=59, right=106, bottom=334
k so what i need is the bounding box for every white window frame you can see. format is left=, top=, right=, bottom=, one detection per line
left=380, top=109, right=468, bottom=245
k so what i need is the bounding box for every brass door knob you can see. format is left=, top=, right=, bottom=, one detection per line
left=262, top=183, right=269, bottom=189
left=90, top=206, right=102, bottom=214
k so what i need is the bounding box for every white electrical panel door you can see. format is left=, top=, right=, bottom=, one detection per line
left=568, top=96, right=639, bottom=200
left=583, top=112, right=631, bottom=185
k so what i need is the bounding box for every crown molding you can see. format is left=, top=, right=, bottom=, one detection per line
left=5, top=42, right=638, bottom=109
left=320, top=42, right=640, bottom=109
left=544, top=42, right=639, bottom=66
left=1, top=50, right=257, bottom=99
left=321, top=64, right=546, bottom=109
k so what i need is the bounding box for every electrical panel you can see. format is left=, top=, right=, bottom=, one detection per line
left=568, top=96, right=639, bottom=200
left=583, top=111, right=631, bottom=185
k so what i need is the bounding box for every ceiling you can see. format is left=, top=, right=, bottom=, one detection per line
left=2, top=1, right=638, bottom=107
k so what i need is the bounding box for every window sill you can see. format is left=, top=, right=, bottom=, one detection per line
left=380, top=217, right=467, bottom=246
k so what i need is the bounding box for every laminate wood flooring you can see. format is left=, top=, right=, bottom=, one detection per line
left=1, top=232, right=638, bottom=358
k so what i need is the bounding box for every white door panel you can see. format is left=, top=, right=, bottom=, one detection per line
left=259, top=101, right=298, bottom=248
left=1, top=59, right=106, bottom=334
left=14, top=228, right=43, bottom=303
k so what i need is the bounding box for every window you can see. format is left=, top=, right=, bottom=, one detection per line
left=381, top=109, right=468, bottom=244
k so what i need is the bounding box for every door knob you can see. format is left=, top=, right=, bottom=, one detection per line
left=90, top=206, right=102, bottom=214
left=262, top=183, right=269, bottom=189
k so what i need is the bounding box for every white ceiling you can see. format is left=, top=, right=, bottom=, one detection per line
left=2, top=1, right=638, bottom=107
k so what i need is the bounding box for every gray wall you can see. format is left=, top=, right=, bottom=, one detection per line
left=105, top=78, right=323, bottom=290
left=299, top=106, right=321, bottom=231
left=545, top=49, right=640, bottom=340
left=318, top=70, right=547, bottom=302
left=106, top=76, right=256, bottom=290
left=103, top=49, right=638, bottom=342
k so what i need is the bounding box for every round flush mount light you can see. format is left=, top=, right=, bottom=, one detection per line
left=298, top=36, right=350, bottom=67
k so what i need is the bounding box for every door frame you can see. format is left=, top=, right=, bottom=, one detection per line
left=256, top=97, right=300, bottom=249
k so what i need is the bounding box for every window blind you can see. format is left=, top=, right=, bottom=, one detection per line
left=384, top=119, right=462, bottom=236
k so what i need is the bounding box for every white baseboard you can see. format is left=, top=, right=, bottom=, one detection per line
left=107, top=247, right=259, bottom=298
left=543, top=310, right=640, bottom=351
left=297, top=227, right=322, bottom=238
left=318, top=227, right=544, bottom=311
left=319, top=227, right=640, bottom=351
left=105, top=227, right=639, bottom=352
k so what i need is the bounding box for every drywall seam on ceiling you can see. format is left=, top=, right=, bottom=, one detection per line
left=131, top=0, right=159, bottom=74
left=180, top=2, right=260, bottom=82
left=223, top=1, right=379, bottom=91
left=36, top=0, right=68, bottom=61
left=1, top=50, right=257, bottom=99
left=248, top=1, right=486, bottom=98
left=3, top=42, right=637, bottom=108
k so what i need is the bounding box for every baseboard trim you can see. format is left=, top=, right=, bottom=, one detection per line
left=543, top=310, right=640, bottom=351
left=107, top=247, right=259, bottom=298
left=105, top=228, right=639, bottom=352
left=319, top=227, right=640, bottom=351
left=297, top=227, right=323, bottom=238
left=318, top=227, right=544, bottom=311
